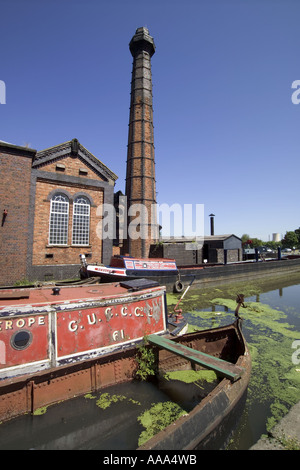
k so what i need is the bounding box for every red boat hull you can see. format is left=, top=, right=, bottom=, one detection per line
left=0, top=280, right=167, bottom=381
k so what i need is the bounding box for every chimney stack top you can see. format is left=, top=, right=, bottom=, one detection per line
left=129, top=27, right=156, bottom=57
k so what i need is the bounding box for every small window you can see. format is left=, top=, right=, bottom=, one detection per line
left=49, top=194, right=69, bottom=245
left=11, top=330, right=32, bottom=350
left=56, top=163, right=65, bottom=172
left=72, top=196, right=90, bottom=245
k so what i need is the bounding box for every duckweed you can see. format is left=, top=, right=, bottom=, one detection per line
left=84, top=391, right=142, bottom=410
left=164, top=369, right=218, bottom=384
left=84, top=393, right=96, bottom=400
left=137, top=401, right=187, bottom=446
left=33, top=406, right=48, bottom=416
left=95, top=392, right=141, bottom=410
left=208, top=297, right=300, bottom=428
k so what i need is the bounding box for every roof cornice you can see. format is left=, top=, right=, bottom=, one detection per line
left=0, top=141, right=36, bottom=158
left=33, top=138, right=118, bottom=182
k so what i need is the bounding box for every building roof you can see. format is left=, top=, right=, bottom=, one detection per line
left=33, top=138, right=118, bottom=183
left=204, top=234, right=242, bottom=241
left=0, top=140, right=36, bottom=157
left=160, top=234, right=241, bottom=243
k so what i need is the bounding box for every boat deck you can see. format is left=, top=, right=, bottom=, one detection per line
left=0, top=284, right=127, bottom=309
left=0, top=279, right=163, bottom=311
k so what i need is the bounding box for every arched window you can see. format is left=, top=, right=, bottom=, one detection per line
left=49, top=193, right=69, bottom=245
left=72, top=196, right=90, bottom=245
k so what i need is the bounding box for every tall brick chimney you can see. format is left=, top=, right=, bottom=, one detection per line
left=124, top=27, right=158, bottom=258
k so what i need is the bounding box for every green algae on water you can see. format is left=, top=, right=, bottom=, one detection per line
left=211, top=297, right=300, bottom=429
left=166, top=282, right=263, bottom=313
left=137, top=401, right=187, bottom=447
left=212, top=298, right=300, bottom=339
left=166, top=277, right=300, bottom=444
left=95, top=392, right=141, bottom=410
left=164, top=369, right=218, bottom=384
left=84, top=393, right=96, bottom=400
left=96, top=393, right=126, bottom=409
left=33, top=406, right=48, bottom=416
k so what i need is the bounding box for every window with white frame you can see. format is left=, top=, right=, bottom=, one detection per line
left=72, top=196, right=90, bottom=245
left=49, top=194, right=69, bottom=245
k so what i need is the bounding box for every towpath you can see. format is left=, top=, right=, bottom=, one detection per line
left=250, top=401, right=300, bottom=450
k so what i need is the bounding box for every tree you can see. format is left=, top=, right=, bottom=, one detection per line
left=282, top=231, right=298, bottom=248
left=295, top=228, right=300, bottom=245
left=241, top=234, right=250, bottom=244
left=241, top=234, right=265, bottom=248
left=250, top=238, right=263, bottom=248
left=265, top=240, right=281, bottom=250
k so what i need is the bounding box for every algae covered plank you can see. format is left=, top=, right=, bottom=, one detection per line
left=148, top=334, right=244, bottom=382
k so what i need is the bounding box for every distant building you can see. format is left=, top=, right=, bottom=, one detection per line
left=150, top=234, right=242, bottom=266
left=202, top=235, right=242, bottom=264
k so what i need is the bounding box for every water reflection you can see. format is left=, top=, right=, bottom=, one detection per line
left=0, top=381, right=170, bottom=450
left=0, top=372, right=221, bottom=450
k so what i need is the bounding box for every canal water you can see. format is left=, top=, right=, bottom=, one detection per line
left=172, top=273, right=300, bottom=450
left=0, top=273, right=299, bottom=450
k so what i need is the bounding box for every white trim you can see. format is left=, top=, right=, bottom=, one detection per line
left=71, top=196, right=90, bottom=246
left=48, top=193, right=69, bottom=245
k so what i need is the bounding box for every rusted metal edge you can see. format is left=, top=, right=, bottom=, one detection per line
left=148, top=334, right=245, bottom=381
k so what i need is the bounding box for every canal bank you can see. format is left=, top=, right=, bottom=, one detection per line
left=251, top=401, right=300, bottom=450
left=178, top=257, right=300, bottom=289
left=150, top=257, right=300, bottom=293
left=150, top=257, right=300, bottom=292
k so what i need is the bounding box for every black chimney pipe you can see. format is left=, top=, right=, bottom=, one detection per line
left=209, top=213, right=215, bottom=236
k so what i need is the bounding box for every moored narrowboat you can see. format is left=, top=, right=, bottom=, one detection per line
left=79, top=254, right=179, bottom=283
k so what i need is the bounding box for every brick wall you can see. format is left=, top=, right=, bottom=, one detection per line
left=38, top=155, right=105, bottom=181
left=32, top=180, right=104, bottom=267
left=125, top=94, right=157, bottom=259
left=0, top=144, right=35, bottom=285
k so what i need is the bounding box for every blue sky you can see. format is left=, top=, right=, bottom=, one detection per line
left=1, top=0, right=300, bottom=241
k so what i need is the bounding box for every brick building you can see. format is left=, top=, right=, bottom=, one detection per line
left=0, top=141, right=35, bottom=285
left=0, top=139, right=117, bottom=285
